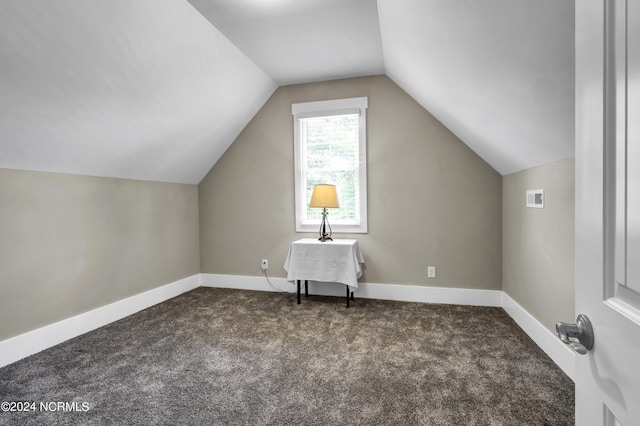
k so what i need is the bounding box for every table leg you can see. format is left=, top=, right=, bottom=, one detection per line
left=305, top=280, right=308, bottom=297
left=346, top=285, right=350, bottom=308
left=297, top=280, right=301, bottom=304
left=351, top=291, right=354, bottom=301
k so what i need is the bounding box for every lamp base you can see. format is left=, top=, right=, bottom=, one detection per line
left=318, top=208, right=332, bottom=242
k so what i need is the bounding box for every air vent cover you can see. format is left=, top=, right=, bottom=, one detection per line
left=526, top=189, right=544, bottom=208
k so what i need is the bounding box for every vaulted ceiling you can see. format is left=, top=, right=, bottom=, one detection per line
left=0, top=0, right=574, bottom=184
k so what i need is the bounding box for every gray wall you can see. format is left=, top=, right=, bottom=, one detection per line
left=199, top=75, right=502, bottom=290
left=0, top=168, right=200, bottom=341
left=502, top=159, right=575, bottom=332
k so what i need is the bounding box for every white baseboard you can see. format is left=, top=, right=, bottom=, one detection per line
left=199, top=273, right=503, bottom=307
left=355, top=282, right=503, bottom=306
left=202, top=273, right=574, bottom=380
left=201, top=273, right=295, bottom=293
left=501, top=293, right=575, bottom=380
left=0, top=274, right=200, bottom=369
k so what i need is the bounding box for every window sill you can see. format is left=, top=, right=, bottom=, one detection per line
left=296, top=223, right=368, bottom=234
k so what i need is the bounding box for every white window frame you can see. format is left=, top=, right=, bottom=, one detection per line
left=292, top=97, right=368, bottom=234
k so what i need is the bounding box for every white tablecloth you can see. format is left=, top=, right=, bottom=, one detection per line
left=284, top=238, right=365, bottom=290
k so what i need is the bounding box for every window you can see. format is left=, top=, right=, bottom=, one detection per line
left=292, top=97, right=368, bottom=233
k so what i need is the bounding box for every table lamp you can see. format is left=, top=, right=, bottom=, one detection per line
left=309, top=184, right=339, bottom=242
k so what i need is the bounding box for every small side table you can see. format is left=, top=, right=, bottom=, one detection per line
left=283, top=238, right=364, bottom=307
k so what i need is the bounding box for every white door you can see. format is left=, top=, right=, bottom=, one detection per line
left=574, top=0, right=640, bottom=425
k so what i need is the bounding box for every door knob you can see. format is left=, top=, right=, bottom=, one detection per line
left=556, top=314, right=594, bottom=355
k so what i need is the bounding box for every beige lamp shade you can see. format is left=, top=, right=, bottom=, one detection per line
left=309, top=184, right=339, bottom=208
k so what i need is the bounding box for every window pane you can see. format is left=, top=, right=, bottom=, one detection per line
left=302, top=114, right=359, bottom=223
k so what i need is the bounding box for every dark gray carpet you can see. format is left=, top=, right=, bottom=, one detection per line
left=0, top=287, right=574, bottom=425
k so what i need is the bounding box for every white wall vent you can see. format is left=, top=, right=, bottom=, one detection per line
left=526, top=189, right=544, bottom=208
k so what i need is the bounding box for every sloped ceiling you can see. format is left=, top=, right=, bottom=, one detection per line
left=0, top=0, right=276, bottom=184
left=0, top=0, right=574, bottom=183
left=186, top=0, right=385, bottom=85
left=377, top=0, right=575, bottom=175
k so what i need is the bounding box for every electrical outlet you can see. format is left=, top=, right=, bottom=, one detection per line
left=261, top=259, right=269, bottom=271
left=427, top=266, right=436, bottom=278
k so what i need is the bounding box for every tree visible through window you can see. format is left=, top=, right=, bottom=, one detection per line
left=293, top=97, right=368, bottom=233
